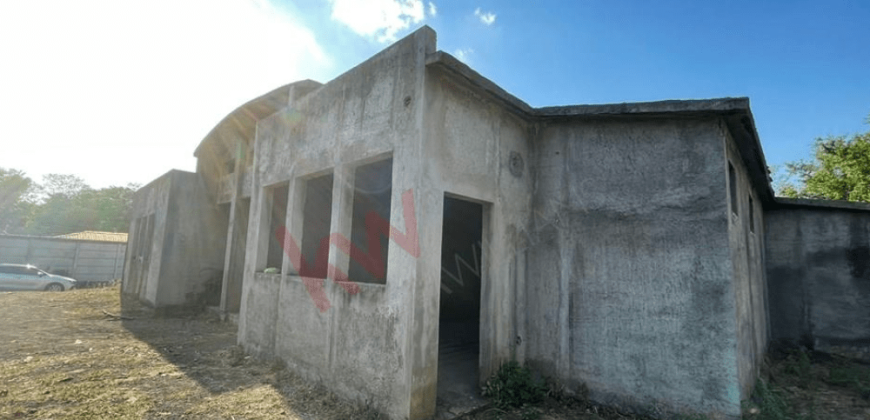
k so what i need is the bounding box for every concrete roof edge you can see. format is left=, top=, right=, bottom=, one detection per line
left=715, top=101, right=777, bottom=204
left=536, top=97, right=750, bottom=118
left=136, top=169, right=195, bottom=193
left=773, top=197, right=870, bottom=212
left=425, top=50, right=535, bottom=116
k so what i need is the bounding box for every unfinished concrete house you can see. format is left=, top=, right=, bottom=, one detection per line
left=123, top=26, right=870, bottom=419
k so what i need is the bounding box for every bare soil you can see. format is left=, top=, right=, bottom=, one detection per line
left=0, top=286, right=383, bottom=420
left=1, top=286, right=868, bottom=420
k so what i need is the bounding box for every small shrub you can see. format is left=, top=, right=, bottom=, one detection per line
left=482, top=361, right=546, bottom=409
left=745, top=378, right=791, bottom=420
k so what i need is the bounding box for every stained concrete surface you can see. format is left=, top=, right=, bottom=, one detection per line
left=436, top=321, right=485, bottom=419
left=766, top=201, right=870, bottom=359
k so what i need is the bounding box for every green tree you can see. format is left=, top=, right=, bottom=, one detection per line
left=778, top=115, right=870, bottom=203
left=0, top=168, right=36, bottom=234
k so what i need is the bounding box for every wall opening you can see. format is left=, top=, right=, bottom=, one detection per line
left=348, top=158, right=392, bottom=284
left=729, top=162, right=738, bottom=216
left=437, top=195, right=484, bottom=409
left=266, top=183, right=289, bottom=272
left=299, top=173, right=334, bottom=278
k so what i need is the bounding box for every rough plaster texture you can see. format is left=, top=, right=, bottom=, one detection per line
left=724, top=130, right=769, bottom=399
left=766, top=203, right=870, bottom=358
left=238, top=29, right=436, bottom=420
left=121, top=25, right=870, bottom=420
left=526, top=117, right=742, bottom=416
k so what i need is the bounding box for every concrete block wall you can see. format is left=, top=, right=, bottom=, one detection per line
left=766, top=201, right=870, bottom=359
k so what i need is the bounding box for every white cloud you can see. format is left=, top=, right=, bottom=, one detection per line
left=454, top=48, right=474, bottom=63
left=474, top=7, right=496, bottom=25
left=428, top=2, right=437, bottom=17
left=330, top=0, right=425, bottom=43
left=0, top=0, right=331, bottom=189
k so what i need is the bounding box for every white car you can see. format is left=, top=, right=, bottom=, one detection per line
left=0, top=264, right=78, bottom=291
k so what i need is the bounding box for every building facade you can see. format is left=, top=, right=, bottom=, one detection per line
left=123, top=27, right=870, bottom=419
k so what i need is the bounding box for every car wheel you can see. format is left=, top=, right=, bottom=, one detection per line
left=45, top=283, right=64, bottom=292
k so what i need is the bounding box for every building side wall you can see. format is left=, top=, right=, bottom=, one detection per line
left=238, top=29, right=434, bottom=420
left=527, top=118, right=740, bottom=416
left=766, top=207, right=870, bottom=358
left=724, top=129, right=769, bottom=400
left=123, top=172, right=172, bottom=306
left=155, top=171, right=227, bottom=308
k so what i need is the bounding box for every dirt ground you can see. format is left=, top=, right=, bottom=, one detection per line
left=0, top=286, right=383, bottom=420
left=1, top=286, right=868, bottom=420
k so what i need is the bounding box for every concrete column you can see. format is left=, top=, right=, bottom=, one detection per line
left=281, top=178, right=305, bottom=277
left=221, top=138, right=245, bottom=313
left=326, top=164, right=354, bottom=369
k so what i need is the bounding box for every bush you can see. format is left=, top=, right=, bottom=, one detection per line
left=482, top=361, right=546, bottom=409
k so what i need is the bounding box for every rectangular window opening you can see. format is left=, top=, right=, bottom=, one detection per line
left=348, top=158, right=393, bottom=284
left=729, top=162, right=738, bottom=216
left=265, top=183, right=289, bottom=272
left=749, top=195, right=755, bottom=233
left=299, top=173, right=334, bottom=279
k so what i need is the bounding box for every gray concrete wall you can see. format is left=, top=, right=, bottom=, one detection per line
left=724, top=130, right=769, bottom=399
left=422, top=65, right=534, bottom=384
left=123, top=172, right=172, bottom=305
left=526, top=117, right=741, bottom=416
left=155, top=171, right=227, bottom=308
left=0, top=235, right=125, bottom=283
left=123, top=170, right=226, bottom=309
left=238, top=29, right=436, bottom=419
left=766, top=203, right=870, bottom=359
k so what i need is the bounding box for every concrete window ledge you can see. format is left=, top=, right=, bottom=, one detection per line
left=254, top=272, right=281, bottom=282
left=283, top=275, right=387, bottom=291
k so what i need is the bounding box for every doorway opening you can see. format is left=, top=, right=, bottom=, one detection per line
left=437, top=195, right=485, bottom=414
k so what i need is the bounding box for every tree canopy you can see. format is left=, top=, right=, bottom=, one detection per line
left=777, top=115, right=870, bottom=203
left=0, top=169, right=139, bottom=236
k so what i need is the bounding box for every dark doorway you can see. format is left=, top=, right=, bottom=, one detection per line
left=437, top=195, right=485, bottom=414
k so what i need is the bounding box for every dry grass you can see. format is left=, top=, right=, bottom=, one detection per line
left=2, top=286, right=868, bottom=420
left=0, top=286, right=383, bottom=420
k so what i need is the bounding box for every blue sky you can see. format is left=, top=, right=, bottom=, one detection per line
left=0, top=0, right=868, bottom=189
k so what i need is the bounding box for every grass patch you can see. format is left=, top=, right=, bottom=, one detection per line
left=482, top=361, right=546, bottom=410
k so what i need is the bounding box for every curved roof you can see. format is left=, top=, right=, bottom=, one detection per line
left=193, top=80, right=322, bottom=157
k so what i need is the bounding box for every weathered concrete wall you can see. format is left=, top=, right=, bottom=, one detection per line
left=123, top=170, right=226, bottom=309
left=238, top=29, right=436, bottom=419
left=724, top=130, right=769, bottom=399
left=766, top=202, right=870, bottom=359
left=422, top=65, right=534, bottom=384
left=527, top=117, right=741, bottom=416
left=156, top=171, right=227, bottom=308
left=124, top=172, right=172, bottom=305
left=0, top=235, right=125, bottom=283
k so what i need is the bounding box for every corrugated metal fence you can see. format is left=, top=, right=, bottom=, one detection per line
left=0, top=234, right=126, bottom=285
